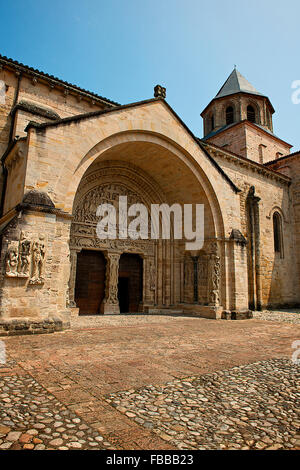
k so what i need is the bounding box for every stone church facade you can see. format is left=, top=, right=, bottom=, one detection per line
left=0, top=55, right=299, bottom=334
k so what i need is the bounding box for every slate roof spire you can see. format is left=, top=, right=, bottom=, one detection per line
left=215, top=68, right=263, bottom=99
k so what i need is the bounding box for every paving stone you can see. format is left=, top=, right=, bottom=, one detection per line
left=0, top=372, right=111, bottom=451
left=49, top=438, right=64, bottom=447
left=1, top=314, right=299, bottom=451
left=107, top=358, right=300, bottom=450
left=6, top=431, right=22, bottom=441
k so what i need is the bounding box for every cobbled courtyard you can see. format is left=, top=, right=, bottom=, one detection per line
left=0, top=311, right=299, bottom=450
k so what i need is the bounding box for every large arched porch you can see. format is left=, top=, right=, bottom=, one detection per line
left=68, top=135, right=229, bottom=318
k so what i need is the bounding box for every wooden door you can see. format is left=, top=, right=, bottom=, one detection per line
left=75, top=250, right=106, bottom=315
left=119, top=254, right=143, bottom=312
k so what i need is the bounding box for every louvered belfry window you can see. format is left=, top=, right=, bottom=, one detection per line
left=226, top=106, right=234, bottom=125
left=247, top=105, right=256, bottom=123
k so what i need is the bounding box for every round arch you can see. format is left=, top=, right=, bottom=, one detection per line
left=64, top=130, right=225, bottom=240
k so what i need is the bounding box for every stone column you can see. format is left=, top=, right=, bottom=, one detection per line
left=143, top=256, right=155, bottom=307
left=228, top=229, right=251, bottom=318
left=208, top=242, right=221, bottom=307
left=68, top=249, right=80, bottom=309
left=101, top=252, right=120, bottom=315
left=246, top=187, right=262, bottom=311
left=191, top=255, right=199, bottom=303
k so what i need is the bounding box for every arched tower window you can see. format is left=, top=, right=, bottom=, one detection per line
left=273, top=212, right=283, bottom=257
left=210, top=114, right=215, bottom=131
left=226, top=106, right=234, bottom=125
left=247, top=105, right=256, bottom=123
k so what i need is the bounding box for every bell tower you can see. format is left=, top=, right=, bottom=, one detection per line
left=201, top=69, right=291, bottom=163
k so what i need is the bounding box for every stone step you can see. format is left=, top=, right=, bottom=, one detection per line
left=147, top=308, right=184, bottom=315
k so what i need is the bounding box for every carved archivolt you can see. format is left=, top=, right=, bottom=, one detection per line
left=5, top=232, right=46, bottom=285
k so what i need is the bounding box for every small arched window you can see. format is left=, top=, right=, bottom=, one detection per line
left=247, top=105, right=256, bottom=123
left=210, top=114, right=215, bottom=131
left=273, top=212, right=283, bottom=257
left=226, top=106, right=234, bottom=125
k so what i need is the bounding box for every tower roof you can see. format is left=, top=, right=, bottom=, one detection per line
left=201, top=68, right=274, bottom=116
left=215, top=68, right=263, bottom=99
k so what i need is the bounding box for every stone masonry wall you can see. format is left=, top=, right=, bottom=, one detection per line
left=268, top=155, right=300, bottom=304
left=212, top=147, right=299, bottom=308
left=0, top=209, right=72, bottom=322
left=207, top=123, right=291, bottom=164
left=0, top=66, right=110, bottom=157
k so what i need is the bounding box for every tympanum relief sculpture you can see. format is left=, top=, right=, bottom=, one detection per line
left=70, top=181, right=155, bottom=256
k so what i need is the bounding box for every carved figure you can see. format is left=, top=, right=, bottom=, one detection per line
left=17, top=232, right=31, bottom=277
left=30, top=235, right=46, bottom=284
left=5, top=245, right=19, bottom=277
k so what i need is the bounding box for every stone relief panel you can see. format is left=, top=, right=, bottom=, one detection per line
left=5, top=242, right=19, bottom=277
left=18, top=232, right=31, bottom=277
left=4, top=232, right=46, bottom=285
left=29, top=235, right=46, bottom=285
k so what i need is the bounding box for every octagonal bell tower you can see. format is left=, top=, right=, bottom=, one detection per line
left=200, top=69, right=291, bottom=163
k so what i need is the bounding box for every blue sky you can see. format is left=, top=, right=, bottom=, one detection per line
left=1, top=0, right=300, bottom=149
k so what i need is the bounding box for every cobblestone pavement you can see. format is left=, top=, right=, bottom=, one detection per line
left=107, top=358, right=300, bottom=450
left=253, top=310, right=300, bottom=324
left=1, top=314, right=300, bottom=450
left=0, top=363, right=114, bottom=450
